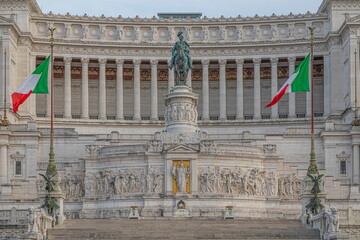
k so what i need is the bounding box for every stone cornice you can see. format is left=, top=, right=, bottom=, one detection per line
left=31, top=11, right=327, bottom=25
left=29, top=40, right=328, bottom=59
left=318, top=0, right=360, bottom=14
left=0, top=0, right=41, bottom=14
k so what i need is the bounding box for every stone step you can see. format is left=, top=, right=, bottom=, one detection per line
left=48, top=219, right=320, bottom=240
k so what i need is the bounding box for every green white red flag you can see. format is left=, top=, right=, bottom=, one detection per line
left=265, top=54, right=311, bottom=108
left=12, top=57, right=50, bottom=113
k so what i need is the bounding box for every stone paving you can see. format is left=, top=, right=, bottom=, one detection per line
left=48, top=219, right=320, bottom=239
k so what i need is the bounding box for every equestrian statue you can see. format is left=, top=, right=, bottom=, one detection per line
left=169, top=31, right=194, bottom=85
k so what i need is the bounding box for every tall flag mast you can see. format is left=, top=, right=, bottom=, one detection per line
left=1, top=50, right=9, bottom=127
left=46, top=27, right=58, bottom=177
left=307, top=27, right=319, bottom=176
left=354, top=49, right=359, bottom=126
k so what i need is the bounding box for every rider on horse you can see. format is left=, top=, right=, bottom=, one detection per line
left=169, top=31, right=194, bottom=85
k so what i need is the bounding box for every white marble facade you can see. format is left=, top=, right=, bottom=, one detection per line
left=1, top=0, right=360, bottom=231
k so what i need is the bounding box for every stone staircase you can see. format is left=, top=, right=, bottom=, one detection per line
left=48, top=219, right=320, bottom=239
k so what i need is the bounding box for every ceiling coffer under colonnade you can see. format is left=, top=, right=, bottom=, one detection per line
left=1, top=0, right=360, bottom=239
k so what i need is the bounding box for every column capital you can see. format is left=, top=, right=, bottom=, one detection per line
left=99, top=58, right=107, bottom=65
left=116, top=59, right=124, bottom=65
left=150, top=59, right=159, bottom=66
left=133, top=59, right=141, bottom=66
left=235, top=59, right=244, bottom=65
left=270, top=57, right=279, bottom=64
left=253, top=58, right=262, bottom=65
left=63, top=57, right=72, bottom=64
left=288, top=56, right=296, bottom=63
left=81, top=57, right=89, bottom=64
left=201, top=59, right=210, bottom=66
left=218, top=59, right=227, bottom=66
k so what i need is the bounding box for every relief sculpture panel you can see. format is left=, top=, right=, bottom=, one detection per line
left=84, top=168, right=164, bottom=198
left=199, top=167, right=302, bottom=199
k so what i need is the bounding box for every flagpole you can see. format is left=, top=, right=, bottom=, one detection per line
left=46, top=27, right=58, bottom=177
left=307, top=27, right=319, bottom=175
left=354, top=48, right=359, bottom=126
left=1, top=50, right=9, bottom=127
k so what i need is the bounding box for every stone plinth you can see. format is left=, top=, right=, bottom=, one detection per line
left=164, top=85, right=199, bottom=133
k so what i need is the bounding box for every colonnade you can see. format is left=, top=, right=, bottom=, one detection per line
left=37, top=56, right=319, bottom=121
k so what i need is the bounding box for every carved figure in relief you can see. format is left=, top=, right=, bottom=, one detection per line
left=219, top=26, right=226, bottom=41
left=82, top=25, right=89, bottom=39
left=202, top=27, right=208, bottom=41
left=168, top=27, right=175, bottom=42
left=116, top=26, right=123, bottom=40
left=65, top=24, right=72, bottom=38
left=27, top=208, right=36, bottom=232
left=236, top=26, right=243, bottom=40
left=178, top=104, right=184, bottom=121
left=146, top=168, right=153, bottom=193
left=254, top=26, right=261, bottom=40
left=169, top=31, right=194, bottom=85
left=185, top=27, right=191, bottom=41
left=153, top=173, right=163, bottom=193
left=171, top=105, right=178, bottom=121
left=99, top=25, right=106, bottom=40
left=185, top=104, right=191, bottom=121
left=172, top=161, right=190, bottom=193
left=151, top=27, right=158, bottom=42
left=288, top=24, right=295, bottom=38
left=271, top=25, right=278, bottom=39
left=134, top=27, right=140, bottom=42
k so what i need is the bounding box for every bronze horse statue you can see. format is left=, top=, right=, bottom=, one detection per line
left=169, top=31, right=194, bottom=85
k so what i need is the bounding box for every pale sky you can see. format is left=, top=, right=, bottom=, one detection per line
left=35, top=0, right=324, bottom=18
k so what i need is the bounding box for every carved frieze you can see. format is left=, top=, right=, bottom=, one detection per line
left=165, top=102, right=198, bottom=124
left=84, top=168, right=164, bottom=198
left=199, top=167, right=301, bottom=199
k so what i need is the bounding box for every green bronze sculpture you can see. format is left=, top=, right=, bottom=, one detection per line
left=306, top=173, right=325, bottom=215
left=39, top=173, right=59, bottom=216
left=169, top=31, right=194, bottom=85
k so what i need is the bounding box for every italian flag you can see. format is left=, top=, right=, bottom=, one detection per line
left=265, top=54, right=311, bottom=108
left=12, top=57, right=50, bottom=113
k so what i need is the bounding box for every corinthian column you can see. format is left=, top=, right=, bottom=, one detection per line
left=236, top=59, right=244, bottom=120
left=186, top=68, right=192, bottom=88
left=63, top=57, right=72, bottom=119
left=150, top=59, right=158, bottom=120
left=81, top=58, right=89, bottom=119
left=167, top=60, right=174, bottom=91
left=253, top=58, right=261, bottom=119
left=202, top=59, right=210, bottom=121
left=116, top=59, right=124, bottom=120
left=133, top=59, right=141, bottom=121
left=288, top=57, right=296, bottom=118
left=219, top=59, right=227, bottom=120
left=98, top=58, right=107, bottom=120
left=353, top=144, right=360, bottom=184
left=270, top=57, right=279, bottom=119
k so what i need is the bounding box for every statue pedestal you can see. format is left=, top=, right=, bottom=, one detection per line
left=164, top=85, right=199, bottom=133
